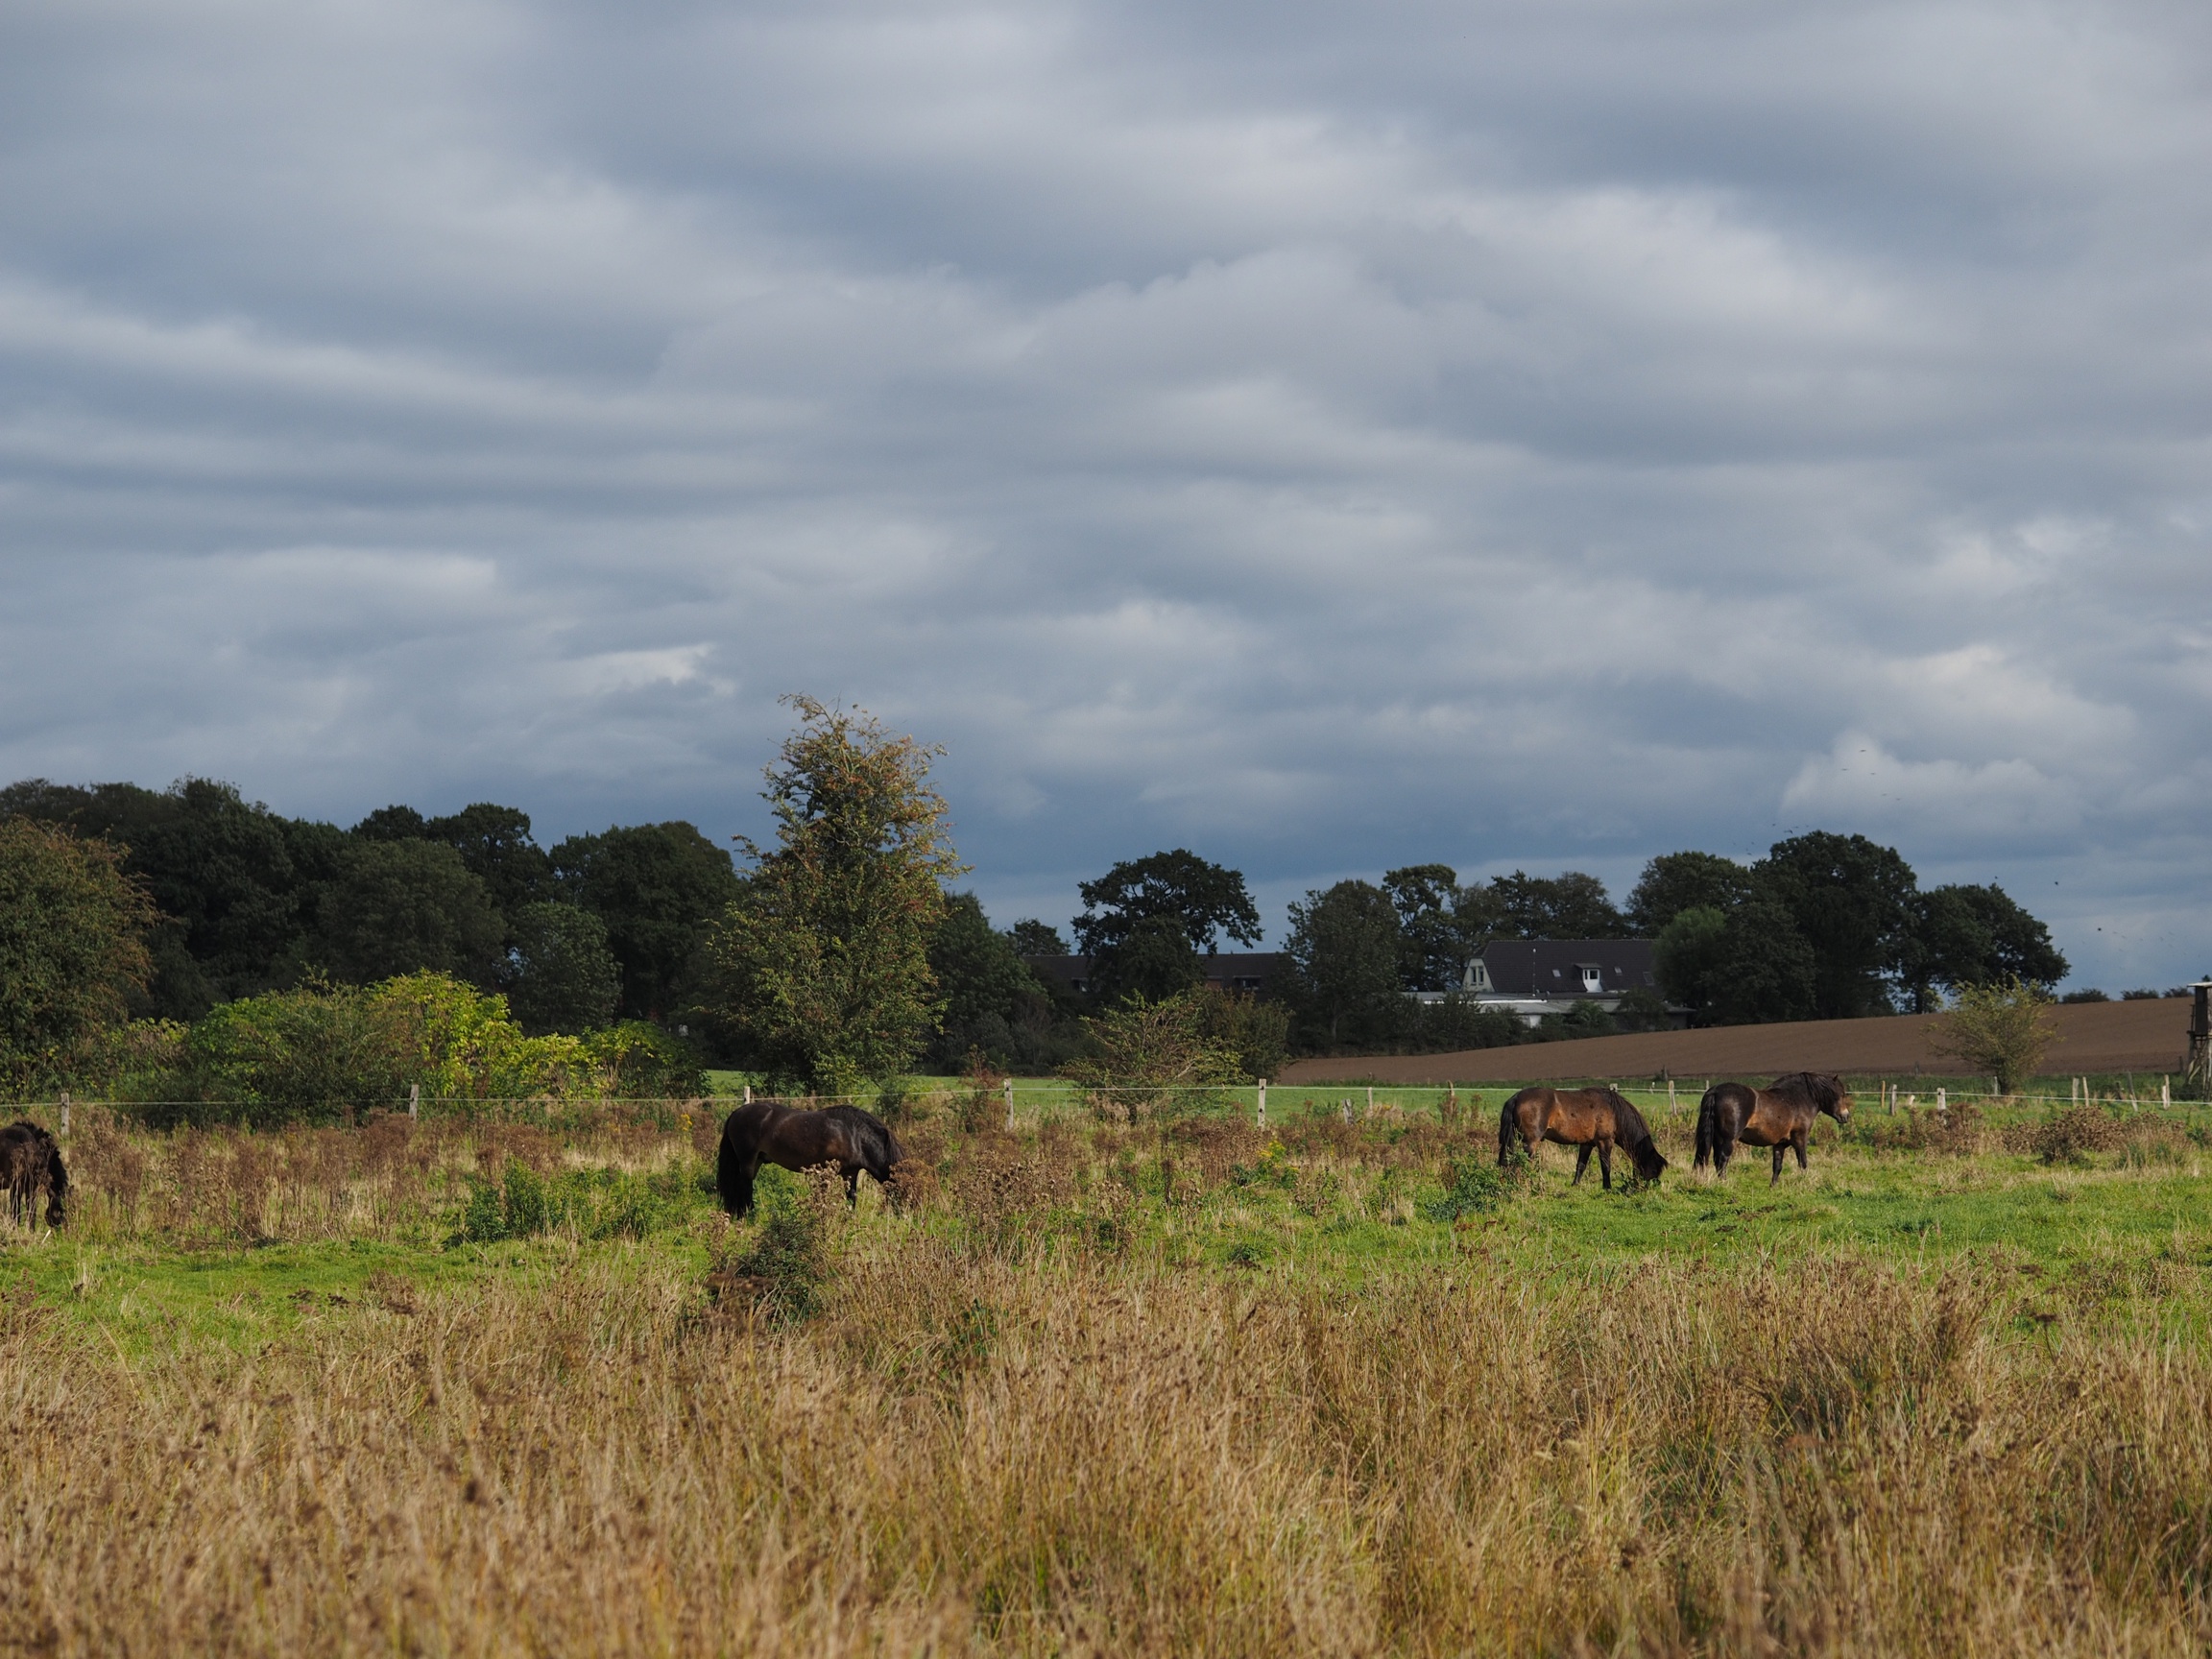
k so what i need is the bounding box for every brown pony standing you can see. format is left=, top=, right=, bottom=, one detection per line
left=1695, top=1072, right=1852, bottom=1184
left=716, top=1101, right=903, bottom=1217
left=1498, top=1086, right=1668, bottom=1189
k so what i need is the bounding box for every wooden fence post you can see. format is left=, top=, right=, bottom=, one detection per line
left=408, top=1083, right=419, bottom=1120
left=1004, top=1078, right=1016, bottom=1132
left=1341, top=1098, right=1352, bottom=1124
left=1936, top=1087, right=1946, bottom=1121
left=1668, top=1079, right=1676, bottom=1114
left=2162, top=1076, right=2171, bottom=1110
left=1366, top=1086, right=1374, bottom=1118
left=58, top=1092, right=69, bottom=1136
left=1256, top=1079, right=1267, bottom=1129
left=743, top=1084, right=753, bottom=1106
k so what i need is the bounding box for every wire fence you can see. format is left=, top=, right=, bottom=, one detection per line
left=5, top=1069, right=2202, bottom=1136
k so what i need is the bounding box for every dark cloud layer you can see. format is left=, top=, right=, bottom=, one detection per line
left=3, top=0, right=2209, bottom=985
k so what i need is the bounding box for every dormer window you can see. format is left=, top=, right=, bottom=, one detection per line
left=1579, top=965, right=1602, bottom=993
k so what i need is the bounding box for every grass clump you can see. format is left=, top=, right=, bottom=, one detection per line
left=2027, top=1103, right=2124, bottom=1166
left=1421, top=1154, right=1516, bottom=1221
left=710, top=1166, right=833, bottom=1325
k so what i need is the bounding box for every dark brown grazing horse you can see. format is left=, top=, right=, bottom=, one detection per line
left=1695, top=1072, right=1853, bottom=1184
left=0, top=1121, right=66, bottom=1228
left=1499, top=1086, right=1668, bottom=1189
left=716, top=1102, right=903, bottom=1218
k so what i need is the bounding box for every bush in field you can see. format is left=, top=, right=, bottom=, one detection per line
left=457, top=1157, right=700, bottom=1244
left=1061, top=988, right=1248, bottom=1119
left=0, top=817, right=159, bottom=1095
left=2026, top=1103, right=2121, bottom=1166
left=577, top=1020, right=705, bottom=1097
left=1931, top=974, right=2056, bottom=1094
left=1422, top=1156, right=1516, bottom=1221
left=713, top=1167, right=832, bottom=1325
left=166, top=972, right=589, bottom=1126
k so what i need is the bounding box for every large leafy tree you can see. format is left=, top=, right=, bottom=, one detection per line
left=1280, top=879, right=1406, bottom=1052
left=1006, top=919, right=1070, bottom=955
left=708, top=697, right=965, bottom=1092
left=1905, top=883, right=2068, bottom=1010
left=308, top=839, right=506, bottom=988
left=1756, top=832, right=1918, bottom=1019
left=1476, top=871, right=1630, bottom=940
left=1703, top=897, right=1818, bottom=1025
left=1626, top=851, right=1755, bottom=934
left=928, top=898, right=1039, bottom=1039
left=0, top=818, right=160, bottom=1093
left=1073, top=850, right=1262, bottom=958
left=552, top=822, right=743, bottom=1019
left=1383, top=864, right=1465, bottom=991
left=503, top=902, right=621, bottom=1035
left=1088, top=914, right=1206, bottom=1005
left=1, top=777, right=312, bottom=1016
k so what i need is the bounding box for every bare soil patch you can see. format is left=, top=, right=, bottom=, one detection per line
left=1280, top=997, right=2194, bottom=1084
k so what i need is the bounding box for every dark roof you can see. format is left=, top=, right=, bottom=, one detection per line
left=1478, top=939, right=1655, bottom=997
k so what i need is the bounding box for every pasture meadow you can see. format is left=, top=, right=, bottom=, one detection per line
left=0, top=1086, right=2208, bottom=1654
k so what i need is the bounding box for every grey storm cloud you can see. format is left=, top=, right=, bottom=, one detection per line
left=2, top=0, right=2209, bottom=985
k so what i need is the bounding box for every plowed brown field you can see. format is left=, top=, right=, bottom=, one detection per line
left=1278, top=996, right=2197, bottom=1084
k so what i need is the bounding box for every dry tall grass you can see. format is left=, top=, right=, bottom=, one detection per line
left=3, top=1104, right=2208, bottom=1654
left=1, top=1239, right=2207, bottom=1650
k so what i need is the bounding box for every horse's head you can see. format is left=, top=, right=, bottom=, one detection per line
left=1817, top=1075, right=1853, bottom=1125
left=1630, top=1139, right=1669, bottom=1182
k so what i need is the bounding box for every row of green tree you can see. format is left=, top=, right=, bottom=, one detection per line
left=0, top=777, right=742, bottom=1036
left=1269, top=836, right=2066, bottom=1053
left=0, top=698, right=2074, bottom=1098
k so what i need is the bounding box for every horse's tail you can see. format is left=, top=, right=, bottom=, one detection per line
left=715, top=1114, right=754, bottom=1215
left=1693, top=1090, right=1714, bottom=1168
left=1498, top=1089, right=1531, bottom=1166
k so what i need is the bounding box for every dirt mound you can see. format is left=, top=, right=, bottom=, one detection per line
left=1278, top=997, right=2195, bottom=1085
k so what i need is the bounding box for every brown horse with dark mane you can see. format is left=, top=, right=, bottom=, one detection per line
left=1498, top=1086, right=1668, bottom=1188
left=1695, top=1072, right=1853, bottom=1184
left=716, top=1101, right=904, bottom=1218
left=0, top=1121, right=66, bottom=1228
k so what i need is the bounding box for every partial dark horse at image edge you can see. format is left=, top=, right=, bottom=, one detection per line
left=1498, top=1085, right=1668, bottom=1189
left=1695, top=1072, right=1854, bottom=1185
left=715, top=1102, right=904, bottom=1218
left=0, top=1120, right=67, bottom=1228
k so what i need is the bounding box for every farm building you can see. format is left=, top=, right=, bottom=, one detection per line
left=1412, top=938, right=1669, bottom=1027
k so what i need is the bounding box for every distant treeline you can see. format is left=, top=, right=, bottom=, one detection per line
left=0, top=774, right=2078, bottom=1088
left=0, top=778, right=738, bottom=1036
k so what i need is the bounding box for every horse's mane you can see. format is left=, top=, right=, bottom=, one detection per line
left=1766, top=1072, right=1842, bottom=1110
left=1601, top=1087, right=1654, bottom=1146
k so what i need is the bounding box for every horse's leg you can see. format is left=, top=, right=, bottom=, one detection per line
left=1572, top=1144, right=1592, bottom=1186
left=1770, top=1144, right=1786, bottom=1185
left=1713, top=1128, right=1732, bottom=1178
left=1598, top=1140, right=1614, bottom=1190
left=1794, top=1129, right=1810, bottom=1172
left=844, top=1166, right=860, bottom=1208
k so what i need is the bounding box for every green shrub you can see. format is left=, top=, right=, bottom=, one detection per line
left=716, top=1170, right=832, bottom=1325
left=1423, top=1156, right=1515, bottom=1221
left=578, top=1021, right=706, bottom=1097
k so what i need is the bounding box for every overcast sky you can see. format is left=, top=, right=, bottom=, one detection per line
left=3, top=0, right=2209, bottom=988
